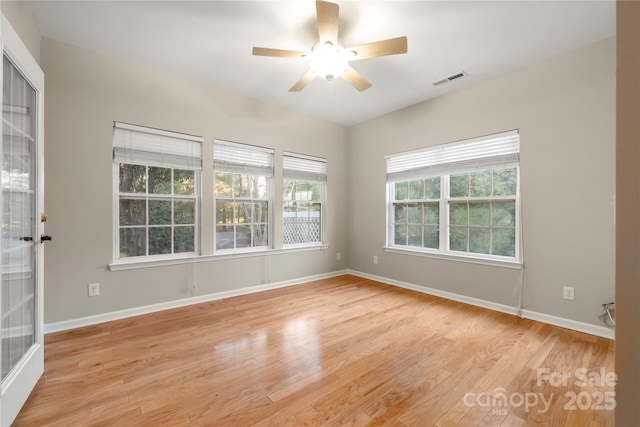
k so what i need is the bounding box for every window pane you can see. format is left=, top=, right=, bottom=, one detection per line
left=408, top=225, right=422, bottom=247
left=394, top=224, right=407, bottom=245
left=294, top=182, right=311, bottom=201
left=423, top=203, right=439, bottom=225
left=235, top=202, right=252, bottom=223
left=148, top=167, right=172, bottom=194
left=394, top=204, right=407, bottom=224
left=424, top=225, right=439, bottom=249
left=253, top=201, right=268, bottom=222
left=216, top=201, right=234, bottom=224
left=149, top=227, right=171, bottom=255
left=174, top=169, right=195, bottom=196
left=283, top=179, right=295, bottom=201
left=407, top=203, right=422, bottom=224
left=251, top=176, right=268, bottom=199
left=308, top=182, right=321, bottom=202
left=492, top=228, right=516, bottom=257
left=450, top=226, right=468, bottom=251
left=449, top=203, right=468, bottom=226
left=469, top=227, right=490, bottom=254
left=425, top=177, right=441, bottom=200
left=493, top=168, right=517, bottom=196
left=284, top=201, right=296, bottom=215
left=174, top=226, right=194, bottom=253
left=450, top=174, right=469, bottom=198
left=215, top=172, right=233, bottom=197
left=149, top=200, right=171, bottom=225
left=394, top=181, right=408, bottom=201
left=492, top=201, right=515, bottom=227
left=408, top=179, right=424, bottom=200
left=119, top=164, right=146, bottom=193
left=236, top=225, right=251, bottom=248
left=119, top=227, right=146, bottom=257
left=119, top=198, right=146, bottom=226
left=234, top=174, right=251, bottom=198
left=470, top=171, right=492, bottom=197
left=469, top=202, right=490, bottom=226
left=216, top=225, right=234, bottom=249
left=175, top=200, right=195, bottom=225
left=253, top=224, right=269, bottom=247
left=296, top=203, right=310, bottom=218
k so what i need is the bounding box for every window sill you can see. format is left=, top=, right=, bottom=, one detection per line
left=109, top=244, right=329, bottom=271
left=383, top=246, right=522, bottom=269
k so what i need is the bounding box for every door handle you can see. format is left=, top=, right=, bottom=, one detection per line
left=40, top=235, right=52, bottom=243
left=19, top=237, right=33, bottom=241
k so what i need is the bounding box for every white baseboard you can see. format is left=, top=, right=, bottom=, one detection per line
left=44, top=270, right=349, bottom=334
left=348, top=270, right=615, bottom=340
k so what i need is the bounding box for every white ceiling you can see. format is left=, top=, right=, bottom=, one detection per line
left=28, top=1, right=615, bottom=126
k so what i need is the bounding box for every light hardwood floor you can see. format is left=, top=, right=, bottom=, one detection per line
left=14, top=275, right=614, bottom=426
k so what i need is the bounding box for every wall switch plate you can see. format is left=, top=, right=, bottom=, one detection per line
left=336, top=252, right=341, bottom=261
left=563, top=286, right=574, bottom=300
left=373, top=256, right=379, bottom=264
left=88, top=282, right=100, bottom=297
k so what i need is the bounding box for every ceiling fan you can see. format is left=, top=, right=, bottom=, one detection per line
left=252, top=0, right=408, bottom=92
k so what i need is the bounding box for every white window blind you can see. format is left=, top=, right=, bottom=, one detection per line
left=214, top=139, right=274, bottom=177
left=386, top=130, right=520, bottom=181
left=283, top=152, right=327, bottom=182
left=113, top=122, right=202, bottom=169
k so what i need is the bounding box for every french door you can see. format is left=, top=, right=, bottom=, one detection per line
left=0, top=15, right=45, bottom=427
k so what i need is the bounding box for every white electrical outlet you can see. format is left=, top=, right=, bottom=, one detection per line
left=336, top=252, right=341, bottom=261
left=88, top=282, right=100, bottom=297
left=563, top=286, right=574, bottom=301
left=373, top=256, right=379, bottom=264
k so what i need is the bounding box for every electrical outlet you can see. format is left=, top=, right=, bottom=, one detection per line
left=336, top=252, right=341, bottom=261
left=373, top=256, right=379, bottom=264
left=563, top=286, right=574, bottom=301
left=88, top=282, right=100, bottom=297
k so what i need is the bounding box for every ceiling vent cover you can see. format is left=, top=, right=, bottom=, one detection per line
left=432, top=71, right=467, bottom=86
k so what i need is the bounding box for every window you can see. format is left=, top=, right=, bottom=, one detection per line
left=283, top=152, right=327, bottom=246
left=214, top=140, right=273, bottom=251
left=386, top=130, right=520, bottom=263
left=113, top=122, right=202, bottom=261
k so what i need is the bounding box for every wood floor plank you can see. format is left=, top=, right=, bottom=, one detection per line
left=13, top=275, right=614, bottom=426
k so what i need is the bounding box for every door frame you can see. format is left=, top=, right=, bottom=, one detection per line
left=0, top=13, right=45, bottom=427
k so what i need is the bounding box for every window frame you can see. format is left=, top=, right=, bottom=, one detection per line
left=112, top=123, right=202, bottom=264
left=213, top=139, right=274, bottom=254
left=385, top=131, right=522, bottom=269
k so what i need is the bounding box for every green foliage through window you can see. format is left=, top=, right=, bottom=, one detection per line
left=215, top=172, right=269, bottom=250
left=118, top=163, right=197, bottom=258
left=391, top=167, right=518, bottom=259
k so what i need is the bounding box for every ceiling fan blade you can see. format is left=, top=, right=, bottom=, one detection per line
left=289, top=70, right=317, bottom=92
left=347, top=36, right=408, bottom=60
left=316, top=0, right=339, bottom=43
left=341, top=66, right=372, bottom=92
left=252, top=47, right=308, bottom=58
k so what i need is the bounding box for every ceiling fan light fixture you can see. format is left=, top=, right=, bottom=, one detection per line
left=309, top=41, right=349, bottom=81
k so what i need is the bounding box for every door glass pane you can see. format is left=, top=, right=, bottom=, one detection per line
left=1, top=56, right=37, bottom=380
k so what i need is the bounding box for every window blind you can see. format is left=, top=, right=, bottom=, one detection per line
left=213, top=139, right=274, bottom=177
left=386, top=130, right=520, bottom=181
left=113, top=122, right=202, bottom=169
left=283, top=152, right=327, bottom=182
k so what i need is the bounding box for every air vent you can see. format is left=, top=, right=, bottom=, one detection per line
left=432, top=71, right=467, bottom=86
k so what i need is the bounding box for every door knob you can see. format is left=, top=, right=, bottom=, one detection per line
left=40, top=235, right=53, bottom=243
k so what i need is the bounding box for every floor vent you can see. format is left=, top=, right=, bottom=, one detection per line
left=433, top=71, right=467, bottom=86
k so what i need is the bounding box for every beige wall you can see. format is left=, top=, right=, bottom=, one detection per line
left=1, top=0, right=40, bottom=63
left=615, top=1, right=640, bottom=423
left=347, top=38, right=616, bottom=326
left=40, top=38, right=349, bottom=323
